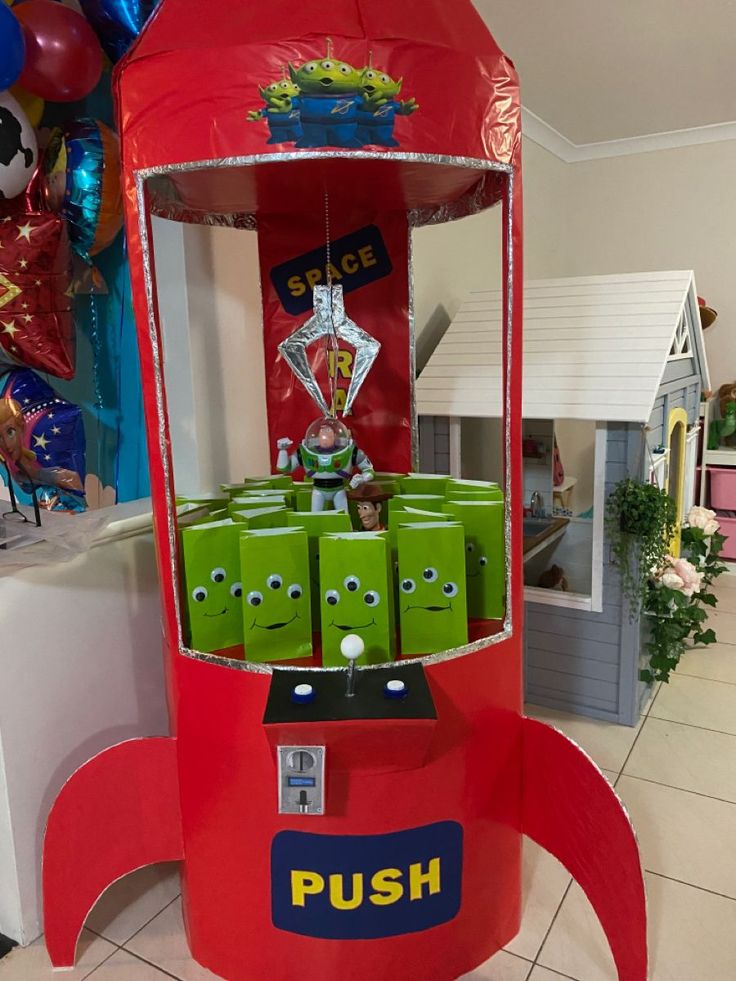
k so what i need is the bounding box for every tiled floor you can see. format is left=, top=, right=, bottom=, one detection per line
left=3, top=580, right=736, bottom=979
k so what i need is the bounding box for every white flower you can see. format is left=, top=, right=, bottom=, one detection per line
left=660, top=570, right=685, bottom=591
left=687, top=505, right=720, bottom=536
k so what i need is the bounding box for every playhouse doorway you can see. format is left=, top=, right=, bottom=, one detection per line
left=666, top=407, right=688, bottom=556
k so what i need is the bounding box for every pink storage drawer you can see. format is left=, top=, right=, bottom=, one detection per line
left=709, top=468, right=736, bottom=510
left=716, top=511, right=736, bottom=560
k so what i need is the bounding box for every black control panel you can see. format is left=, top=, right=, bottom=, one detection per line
left=263, top=662, right=437, bottom=724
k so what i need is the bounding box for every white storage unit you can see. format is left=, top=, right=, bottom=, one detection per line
left=0, top=500, right=170, bottom=945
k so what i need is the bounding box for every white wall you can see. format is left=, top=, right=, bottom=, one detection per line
left=181, top=224, right=270, bottom=493
left=565, top=139, right=736, bottom=391
left=413, top=138, right=570, bottom=481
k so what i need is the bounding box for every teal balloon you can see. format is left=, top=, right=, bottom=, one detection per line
left=79, top=0, right=160, bottom=62
left=0, top=4, right=25, bottom=90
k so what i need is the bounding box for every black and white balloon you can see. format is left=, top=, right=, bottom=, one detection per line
left=0, top=91, right=38, bottom=200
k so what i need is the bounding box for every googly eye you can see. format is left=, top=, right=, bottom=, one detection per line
left=344, top=575, right=361, bottom=592
left=230, top=582, right=242, bottom=598
left=322, top=60, right=334, bottom=69
left=365, top=70, right=375, bottom=79
left=268, top=83, right=278, bottom=92
left=211, top=567, right=226, bottom=583
left=288, top=584, right=303, bottom=600
left=443, top=582, right=459, bottom=597
left=280, top=81, right=289, bottom=88
left=479, top=556, right=488, bottom=567
left=466, top=542, right=475, bottom=553
left=325, top=589, right=340, bottom=606
left=381, top=74, right=390, bottom=83
left=401, top=578, right=416, bottom=593
left=339, top=64, right=350, bottom=74
left=192, top=586, right=208, bottom=602
left=267, top=574, right=283, bottom=590
left=305, top=62, right=317, bottom=72
left=247, top=591, right=263, bottom=607
left=364, top=590, right=380, bottom=606
left=423, top=567, right=438, bottom=582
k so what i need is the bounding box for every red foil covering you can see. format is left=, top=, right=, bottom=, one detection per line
left=0, top=207, right=75, bottom=380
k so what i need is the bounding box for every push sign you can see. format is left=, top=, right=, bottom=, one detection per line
left=270, top=224, right=393, bottom=315
left=271, top=822, right=463, bottom=939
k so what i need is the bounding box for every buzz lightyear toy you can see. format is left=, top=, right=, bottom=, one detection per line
left=276, top=416, right=374, bottom=512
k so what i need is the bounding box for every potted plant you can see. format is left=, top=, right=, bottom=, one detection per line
left=642, top=507, right=728, bottom=682
left=606, top=478, right=677, bottom=611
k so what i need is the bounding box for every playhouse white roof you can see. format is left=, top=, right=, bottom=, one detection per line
left=416, top=270, right=710, bottom=423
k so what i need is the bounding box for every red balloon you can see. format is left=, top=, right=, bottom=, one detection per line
left=15, top=0, right=103, bottom=103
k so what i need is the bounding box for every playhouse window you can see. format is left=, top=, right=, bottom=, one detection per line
left=437, top=417, right=605, bottom=613
left=668, top=312, right=692, bottom=360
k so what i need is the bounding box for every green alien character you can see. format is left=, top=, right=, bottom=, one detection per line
left=247, top=78, right=303, bottom=145
left=319, top=532, right=396, bottom=667
left=241, top=527, right=313, bottom=663
left=444, top=500, right=505, bottom=620
left=397, top=522, right=468, bottom=656
left=356, top=65, right=418, bottom=147
left=286, top=509, right=352, bottom=627
left=181, top=519, right=244, bottom=654
left=288, top=49, right=363, bottom=148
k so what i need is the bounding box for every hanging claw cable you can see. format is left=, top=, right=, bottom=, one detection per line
left=324, top=189, right=340, bottom=417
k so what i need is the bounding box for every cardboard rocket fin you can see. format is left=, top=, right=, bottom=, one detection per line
left=521, top=717, right=647, bottom=981
left=43, top=738, right=183, bottom=968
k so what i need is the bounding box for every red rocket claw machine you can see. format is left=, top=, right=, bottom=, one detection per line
left=42, top=3, right=648, bottom=979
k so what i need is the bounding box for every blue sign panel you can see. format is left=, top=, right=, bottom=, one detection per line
left=271, top=821, right=463, bottom=939
left=269, top=224, right=393, bottom=315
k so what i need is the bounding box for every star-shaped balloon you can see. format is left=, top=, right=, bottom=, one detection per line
left=278, top=284, right=380, bottom=416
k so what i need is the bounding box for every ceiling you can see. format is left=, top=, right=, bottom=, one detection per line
left=474, top=0, right=736, bottom=145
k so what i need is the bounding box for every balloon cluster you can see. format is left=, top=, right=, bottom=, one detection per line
left=0, top=1, right=158, bottom=232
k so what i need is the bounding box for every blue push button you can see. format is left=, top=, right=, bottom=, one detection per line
left=384, top=679, right=408, bottom=699
left=291, top=683, right=316, bottom=705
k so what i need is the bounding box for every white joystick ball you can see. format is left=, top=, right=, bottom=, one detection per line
left=340, top=634, right=365, bottom=661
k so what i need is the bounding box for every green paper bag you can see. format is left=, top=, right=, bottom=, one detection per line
left=286, top=510, right=352, bottom=624
left=319, top=532, right=396, bottom=667
left=443, top=501, right=505, bottom=619
left=243, top=474, right=294, bottom=490
left=176, top=493, right=227, bottom=509
left=242, top=488, right=296, bottom=509
left=228, top=495, right=288, bottom=516
left=388, top=494, right=445, bottom=525
left=191, top=506, right=230, bottom=525
left=399, top=473, right=450, bottom=495
left=220, top=482, right=252, bottom=496
left=181, top=519, right=244, bottom=653
left=445, top=479, right=503, bottom=502
left=397, top=522, right=468, bottom=656
left=241, top=528, right=312, bottom=663
left=294, top=484, right=316, bottom=512
left=232, top=506, right=290, bottom=529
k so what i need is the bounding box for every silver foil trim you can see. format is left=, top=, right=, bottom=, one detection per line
left=408, top=227, right=419, bottom=470
left=133, top=151, right=517, bottom=669
left=504, top=173, right=515, bottom=639
left=137, top=151, right=513, bottom=229
left=136, top=173, right=185, bottom=648
left=278, top=284, right=380, bottom=417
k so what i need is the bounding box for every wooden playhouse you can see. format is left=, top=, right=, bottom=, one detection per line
left=417, top=271, right=710, bottom=724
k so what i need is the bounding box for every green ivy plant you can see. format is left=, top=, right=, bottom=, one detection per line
left=606, top=478, right=677, bottom=612
left=641, top=522, right=728, bottom=683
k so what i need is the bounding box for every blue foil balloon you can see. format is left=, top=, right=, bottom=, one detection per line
left=79, top=0, right=161, bottom=63
left=0, top=4, right=25, bottom=90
